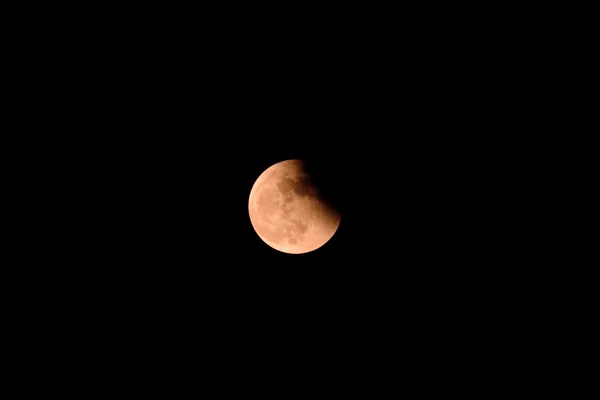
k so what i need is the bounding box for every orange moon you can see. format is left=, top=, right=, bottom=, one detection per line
left=248, top=159, right=341, bottom=254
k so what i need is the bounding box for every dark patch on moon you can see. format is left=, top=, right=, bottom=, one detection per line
left=276, top=178, right=296, bottom=193
left=281, top=193, right=294, bottom=215
left=293, top=176, right=312, bottom=196
left=295, top=219, right=308, bottom=234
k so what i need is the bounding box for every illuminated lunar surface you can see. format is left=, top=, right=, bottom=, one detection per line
left=248, top=159, right=341, bottom=254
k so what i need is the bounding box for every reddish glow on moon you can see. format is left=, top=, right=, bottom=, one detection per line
left=248, top=159, right=341, bottom=254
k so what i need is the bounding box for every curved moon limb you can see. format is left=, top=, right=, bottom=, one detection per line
left=248, top=159, right=341, bottom=254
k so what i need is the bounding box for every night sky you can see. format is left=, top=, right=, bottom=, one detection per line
left=71, top=20, right=507, bottom=311
left=32, top=8, right=526, bottom=383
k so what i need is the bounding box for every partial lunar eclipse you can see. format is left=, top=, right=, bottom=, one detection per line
left=248, top=159, right=341, bottom=254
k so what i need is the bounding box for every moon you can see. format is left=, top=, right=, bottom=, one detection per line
left=248, top=159, right=341, bottom=254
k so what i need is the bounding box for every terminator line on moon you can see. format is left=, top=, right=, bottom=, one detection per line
left=248, top=159, right=341, bottom=254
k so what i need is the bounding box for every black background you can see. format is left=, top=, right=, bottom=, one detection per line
left=20, top=5, right=539, bottom=384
